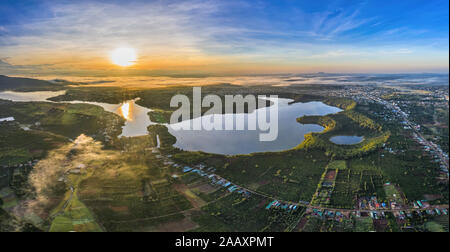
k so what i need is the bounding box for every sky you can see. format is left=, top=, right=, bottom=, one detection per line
left=0, top=0, right=448, bottom=76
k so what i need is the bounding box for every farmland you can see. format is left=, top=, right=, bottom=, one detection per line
left=0, top=77, right=448, bottom=232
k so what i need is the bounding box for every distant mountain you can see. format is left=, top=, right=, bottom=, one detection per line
left=0, top=75, right=64, bottom=91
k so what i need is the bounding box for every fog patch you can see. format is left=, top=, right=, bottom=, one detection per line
left=26, top=134, right=112, bottom=217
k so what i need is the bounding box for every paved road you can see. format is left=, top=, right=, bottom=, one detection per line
left=412, top=124, right=449, bottom=172
left=381, top=97, right=449, bottom=173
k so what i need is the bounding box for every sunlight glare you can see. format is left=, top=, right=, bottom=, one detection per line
left=120, top=102, right=131, bottom=121
left=111, top=48, right=137, bottom=67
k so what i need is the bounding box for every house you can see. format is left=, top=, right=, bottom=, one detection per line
left=229, top=186, right=239, bottom=193
left=266, top=200, right=277, bottom=209
left=416, top=200, right=423, bottom=208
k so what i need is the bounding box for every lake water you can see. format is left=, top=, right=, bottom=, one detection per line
left=0, top=90, right=66, bottom=102
left=0, top=91, right=154, bottom=137
left=168, top=99, right=342, bottom=155
left=1, top=91, right=345, bottom=154
left=330, top=136, right=364, bottom=145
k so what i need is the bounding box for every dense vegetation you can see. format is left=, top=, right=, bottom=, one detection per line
left=0, top=123, right=67, bottom=166
left=0, top=75, right=66, bottom=92
left=297, top=102, right=390, bottom=159
left=1, top=79, right=447, bottom=232
left=0, top=100, right=124, bottom=146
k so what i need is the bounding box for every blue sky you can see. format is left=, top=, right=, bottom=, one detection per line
left=0, top=0, right=448, bottom=75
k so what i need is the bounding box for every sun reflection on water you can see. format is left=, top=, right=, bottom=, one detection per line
left=120, top=102, right=131, bottom=121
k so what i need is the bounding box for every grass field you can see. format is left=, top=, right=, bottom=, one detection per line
left=425, top=215, right=449, bottom=232
left=49, top=191, right=103, bottom=232
left=327, top=160, right=347, bottom=170
left=354, top=217, right=375, bottom=232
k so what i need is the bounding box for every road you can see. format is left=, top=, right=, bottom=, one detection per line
left=107, top=171, right=448, bottom=225
left=361, top=94, right=449, bottom=174
left=411, top=124, right=449, bottom=172
left=384, top=98, right=449, bottom=173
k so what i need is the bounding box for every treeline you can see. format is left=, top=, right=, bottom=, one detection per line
left=344, top=110, right=383, bottom=132
left=49, top=87, right=137, bottom=104
left=147, top=125, right=177, bottom=147
left=297, top=116, right=336, bottom=132
left=0, top=75, right=65, bottom=92
left=323, top=97, right=357, bottom=111
left=297, top=131, right=391, bottom=159
left=295, top=98, right=390, bottom=159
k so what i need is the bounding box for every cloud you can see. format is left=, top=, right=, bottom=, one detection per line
left=396, top=48, right=413, bottom=54
left=382, top=27, right=429, bottom=38
left=0, top=59, right=10, bottom=66
left=0, top=1, right=378, bottom=59
left=0, top=58, right=56, bottom=75
left=313, top=9, right=376, bottom=40
left=0, top=0, right=447, bottom=75
left=378, top=48, right=414, bottom=55
left=1, top=1, right=225, bottom=62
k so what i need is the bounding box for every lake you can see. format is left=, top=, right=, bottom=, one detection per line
left=168, top=99, right=342, bottom=155
left=0, top=91, right=345, bottom=155
left=330, top=136, right=364, bottom=145
left=0, top=90, right=66, bottom=102
left=0, top=91, right=154, bottom=137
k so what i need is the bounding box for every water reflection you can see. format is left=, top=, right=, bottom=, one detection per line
left=120, top=102, right=132, bottom=121
left=115, top=99, right=154, bottom=137
left=0, top=91, right=154, bottom=138
left=0, top=90, right=66, bottom=102
left=330, top=136, right=364, bottom=145
left=168, top=99, right=343, bottom=155
left=0, top=91, right=350, bottom=153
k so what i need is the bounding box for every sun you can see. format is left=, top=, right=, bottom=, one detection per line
left=110, top=47, right=137, bottom=67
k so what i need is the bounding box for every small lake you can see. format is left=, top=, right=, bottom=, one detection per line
left=330, top=136, right=364, bottom=145
left=168, top=99, right=342, bottom=155
left=0, top=91, right=154, bottom=137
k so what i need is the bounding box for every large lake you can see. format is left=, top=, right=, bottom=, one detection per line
left=168, top=99, right=342, bottom=155
left=0, top=91, right=344, bottom=155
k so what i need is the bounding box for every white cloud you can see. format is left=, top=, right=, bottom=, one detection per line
left=1, top=1, right=228, bottom=63
left=0, top=0, right=446, bottom=75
